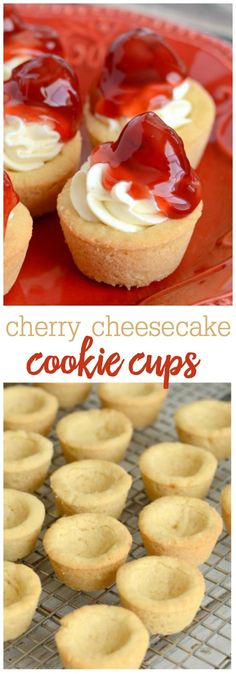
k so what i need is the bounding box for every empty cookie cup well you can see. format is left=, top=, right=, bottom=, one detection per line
left=4, top=430, right=53, bottom=492
left=139, top=442, right=217, bottom=500
left=4, top=385, right=58, bottom=435
left=175, top=399, right=231, bottom=460
left=221, top=484, right=231, bottom=534
left=43, top=512, right=132, bottom=591
left=116, top=556, right=205, bottom=635
left=139, top=496, right=223, bottom=566
left=4, top=488, right=45, bottom=561
left=97, top=383, right=167, bottom=428
left=56, top=408, right=133, bottom=463
left=50, top=459, right=132, bottom=518
left=55, top=604, right=149, bottom=669
left=37, top=383, right=92, bottom=409
left=4, top=561, right=41, bottom=641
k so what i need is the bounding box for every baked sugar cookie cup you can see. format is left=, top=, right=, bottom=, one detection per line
left=221, top=484, right=231, bottom=534
left=55, top=605, right=149, bottom=669
left=37, top=383, right=92, bottom=409
left=175, top=399, right=231, bottom=460
left=4, top=55, right=82, bottom=217
left=4, top=488, right=45, bottom=561
left=139, top=442, right=217, bottom=500
left=4, top=172, right=32, bottom=295
left=4, top=385, right=58, bottom=435
left=57, top=111, right=203, bottom=288
left=116, top=556, right=205, bottom=635
left=139, top=496, right=223, bottom=566
left=4, top=430, right=53, bottom=492
left=98, top=383, right=167, bottom=429
left=56, top=408, right=133, bottom=463
left=85, top=28, right=215, bottom=168
left=4, top=561, right=41, bottom=641
left=43, top=512, right=132, bottom=591
left=50, top=459, right=132, bottom=518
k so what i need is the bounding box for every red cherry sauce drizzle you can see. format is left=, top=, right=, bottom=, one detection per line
left=4, top=55, right=82, bottom=141
left=4, top=5, right=63, bottom=62
left=4, top=5, right=25, bottom=35
left=4, top=171, right=19, bottom=235
left=91, top=28, right=187, bottom=119
left=91, top=112, right=202, bottom=219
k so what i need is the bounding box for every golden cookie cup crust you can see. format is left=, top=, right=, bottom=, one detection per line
left=56, top=408, right=133, bottom=463
left=4, top=488, right=45, bottom=561
left=139, top=496, right=223, bottom=566
left=4, top=561, right=41, bottom=641
left=116, top=556, right=205, bottom=635
left=98, top=383, right=167, bottom=428
left=57, top=178, right=203, bottom=287
left=55, top=604, right=149, bottom=669
left=85, top=79, right=215, bottom=168
left=8, top=131, right=81, bottom=218
left=139, top=442, right=217, bottom=500
left=50, top=459, right=132, bottom=518
left=4, top=201, right=33, bottom=295
left=37, top=383, right=92, bottom=409
left=175, top=399, right=231, bottom=460
left=4, top=430, right=53, bottom=492
left=221, top=484, right=231, bottom=534
left=4, top=385, right=59, bottom=436
left=43, top=513, right=132, bottom=591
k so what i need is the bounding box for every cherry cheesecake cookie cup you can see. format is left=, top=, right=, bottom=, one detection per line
left=4, top=3, right=63, bottom=81
left=4, top=171, right=32, bottom=295
left=85, top=28, right=215, bottom=168
left=4, top=55, right=82, bottom=217
left=58, top=111, right=203, bottom=288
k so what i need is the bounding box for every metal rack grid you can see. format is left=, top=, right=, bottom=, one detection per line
left=4, top=383, right=231, bottom=669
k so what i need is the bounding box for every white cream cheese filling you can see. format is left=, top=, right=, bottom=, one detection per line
left=4, top=116, right=63, bottom=171
left=70, top=160, right=167, bottom=234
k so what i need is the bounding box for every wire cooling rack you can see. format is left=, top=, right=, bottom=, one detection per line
left=4, top=383, right=231, bottom=670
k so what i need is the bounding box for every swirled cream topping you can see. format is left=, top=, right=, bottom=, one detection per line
left=4, top=116, right=63, bottom=171
left=94, top=79, right=191, bottom=133
left=70, top=161, right=167, bottom=233
left=4, top=57, right=29, bottom=81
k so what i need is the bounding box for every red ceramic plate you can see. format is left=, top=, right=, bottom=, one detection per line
left=4, top=4, right=232, bottom=306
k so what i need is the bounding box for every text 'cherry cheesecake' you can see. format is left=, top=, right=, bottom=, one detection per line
left=85, top=28, right=215, bottom=168
left=4, top=171, right=32, bottom=295
left=57, top=111, right=203, bottom=288
left=4, top=55, right=82, bottom=217
left=4, top=4, right=63, bottom=81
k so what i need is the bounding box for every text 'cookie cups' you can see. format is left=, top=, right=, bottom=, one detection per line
left=4, top=55, right=82, bottom=217
left=139, top=496, right=223, bottom=566
left=55, top=604, right=149, bottom=669
left=43, top=512, right=132, bottom=591
left=57, top=111, right=203, bottom=289
left=4, top=385, right=58, bottom=435
left=85, top=28, right=215, bottom=168
left=50, top=459, right=132, bottom=518
left=4, top=171, right=32, bottom=295
left=4, top=561, right=41, bottom=641
left=4, top=430, right=53, bottom=492
left=56, top=408, right=132, bottom=463
left=98, top=383, right=167, bottom=429
left=116, top=556, right=205, bottom=635
left=175, top=399, right=231, bottom=460
left=139, top=442, right=217, bottom=500
left=221, top=484, right=231, bottom=534
left=37, top=383, right=92, bottom=409
left=4, top=488, right=45, bottom=561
